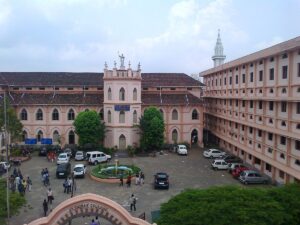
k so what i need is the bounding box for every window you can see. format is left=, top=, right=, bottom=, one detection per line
left=259, top=60, right=263, bottom=65
left=108, top=87, right=112, bottom=100
left=297, top=102, right=300, bottom=114
left=298, top=87, right=300, bottom=93
left=269, top=68, right=274, bottom=80
left=36, top=109, right=43, bottom=120
left=265, top=163, right=272, bottom=172
left=269, top=118, right=273, bottom=124
left=281, top=121, right=286, bottom=127
left=192, top=109, right=198, bottom=120
left=296, top=140, right=300, bottom=150
left=133, top=110, right=137, bottom=124
left=295, top=160, right=300, bottom=166
left=171, top=87, right=176, bottom=90
left=119, top=111, right=125, bottom=123
left=250, top=72, right=253, bottom=82
left=282, top=53, right=288, bottom=59
left=270, top=88, right=274, bottom=93
left=68, top=109, right=75, bottom=120
left=22, top=130, right=28, bottom=142
left=280, top=136, right=286, bottom=145
left=259, top=101, right=263, bottom=109
left=258, top=130, right=262, bottom=137
left=52, top=108, right=59, bottom=120
left=229, top=77, right=232, bottom=85
left=249, top=127, right=253, bottom=134
left=248, top=154, right=252, bottom=160
left=172, top=129, right=178, bottom=143
left=108, top=110, right=112, bottom=123
left=119, top=87, right=125, bottom=101
left=242, top=100, right=245, bottom=107
left=282, top=66, right=288, bottom=79
left=99, top=108, right=104, bottom=120
left=235, top=75, right=238, bottom=84
left=67, top=87, right=74, bottom=90
left=268, top=133, right=273, bottom=141
left=259, top=70, right=263, bottom=81
left=20, top=109, right=27, bottom=120
left=53, top=130, right=59, bottom=143
left=268, top=148, right=273, bottom=154
left=297, top=124, right=300, bottom=129
left=250, top=101, right=253, bottom=108
left=281, top=102, right=287, bottom=112
left=269, top=101, right=274, bottom=111
left=242, top=74, right=245, bottom=83
left=235, top=100, right=238, bottom=107
left=282, top=88, right=287, bottom=94
left=242, top=125, right=245, bottom=131
left=133, top=88, right=137, bottom=101
left=224, top=77, right=226, bottom=85
left=26, top=87, right=32, bottom=90
left=172, top=109, right=178, bottom=120
left=37, top=130, right=43, bottom=142
left=280, top=154, right=285, bottom=160
left=298, top=63, right=300, bottom=77
left=270, top=57, right=274, bottom=62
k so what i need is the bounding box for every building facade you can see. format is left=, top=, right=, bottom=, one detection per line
left=0, top=58, right=204, bottom=150
left=201, top=36, right=300, bottom=184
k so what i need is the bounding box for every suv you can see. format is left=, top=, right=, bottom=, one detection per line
left=220, top=154, right=243, bottom=164
left=211, top=159, right=228, bottom=170
left=177, top=145, right=188, bottom=155
left=56, top=162, right=71, bottom=178
left=154, top=172, right=169, bottom=189
left=86, top=151, right=110, bottom=165
left=203, top=149, right=226, bottom=158
left=239, top=170, right=269, bottom=185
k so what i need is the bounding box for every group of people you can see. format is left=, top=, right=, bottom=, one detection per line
left=41, top=168, right=50, bottom=186
left=89, top=216, right=101, bottom=225
left=63, top=177, right=74, bottom=194
left=119, top=171, right=145, bottom=187
left=43, top=187, right=55, bottom=216
left=9, top=167, right=32, bottom=195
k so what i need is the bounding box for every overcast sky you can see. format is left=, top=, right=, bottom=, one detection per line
left=0, top=0, right=299, bottom=74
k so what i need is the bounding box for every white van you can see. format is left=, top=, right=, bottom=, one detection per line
left=86, top=151, right=110, bottom=165
left=177, top=145, right=188, bottom=155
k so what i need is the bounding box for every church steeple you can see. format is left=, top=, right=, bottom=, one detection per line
left=212, top=29, right=226, bottom=67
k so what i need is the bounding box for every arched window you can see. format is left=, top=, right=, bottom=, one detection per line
left=119, top=87, right=125, bottom=101
left=68, top=109, right=75, bottom=120
left=172, top=109, right=178, bottom=120
left=36, top=109, right=43, bottom=120
left=133, top=110, right=137, bottom=124
left=281, top=121, right=286, bottom=127
left=119, top=111, right=125, bottom=123
left=53, top=130, right=60, bottom=143
left=22, top=130, right=28, bottom=142
left=269, top=118, right=273, bottom=124
left=172, top=129, right=178, bottom=143
left=297, top=124, right=300, bottom=129
left=69, top=130, right=75, bottom=144
left=108, top=87, right=112, bottom=100
left=282, top=88, right=287, bottom=94
left=297, top=87, right=300, bottom=93
left=37, top=130, right=43, bottom=142
left=20, top=109, right=28, bottom=121
left=133, top=88, right=137, bottom=101
left=192, top=109, right=198, bottom=120
left=270, top=88, right=274, bottom=93
left=108, top=110, right=112, bottom=123
left=52, top=108, right=59, bottom=120
left=99, top=108, right=104, bottom=120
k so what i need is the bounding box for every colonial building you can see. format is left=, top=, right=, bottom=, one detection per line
left=0, top=56, right=204, bottom=150
left=201, top=35, right=300, bottom=184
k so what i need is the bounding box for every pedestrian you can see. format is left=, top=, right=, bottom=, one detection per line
left=27, top=177, right=32, bottom=192
left=22, top=179, right=27, bottom=193
left=90, top=219, right=97, bottom=225
left=43, top=199, right=48, bottom=216
left=63, top=178, right=68, bottom=193
left=15, top=175, right=20, bottom=191
left=42, top=173, right=47, bottom=186
left=67, top=177, right=72, bottom=194
left=18, top=182, right=25, bottom=196
left=129, top=194, right=137, bottom=211
left=135, top=172, right=140, bottom=185
left=47, top=188, right=54, bottom=205
left=95, top=216, right=100, bottom=225
left=126, top=174, right=131, bottom=187
left=119, top=174, right=123, bottom=186
left=140, top=172, right=145, bottom=185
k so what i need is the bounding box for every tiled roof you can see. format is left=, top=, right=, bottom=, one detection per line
left=0, top=72, right=204, bottom=87
left=3, top=93, right=102, bottom=105
left=142, top=93, right=203, bottom=106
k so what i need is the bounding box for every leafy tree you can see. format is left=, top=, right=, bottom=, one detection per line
left=0, top=97, right=23, bottom=142
left=157, top=185, right=300, bottom=225
left=139, top=107, right=164, bottom=151
left=73, top=110, right=105, bottom=146
left=0, top=179, right=26, bottom=224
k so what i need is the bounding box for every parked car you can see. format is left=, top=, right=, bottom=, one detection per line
left=203, top=149, right=226, bottom=158
left=86, top=151, right=110, bottom=165
left=220, top=154, right=243, bottom=164
left=0, top=161, right=10, bottom=171
left=64, top=148, right=73, bottom=158
left=75, top=151, right=85, bottom=161
left=57, top=153, right=70, bottom=165
left=239, top=170, right=269, bottom=185
left=211, top=159, right=228, bottom=170
left=56, top=162, right=71, bottom=178
left=227, top=163, right=244, bottom=173
left=39, top=147, right=48, bottom=156
left=73, top=164, right=86, bottom=178
left=154, top=172, right=169, bottom=189
left=177, top=145, right=188, bottom=155
left=232, top=166, right=249, bottom=178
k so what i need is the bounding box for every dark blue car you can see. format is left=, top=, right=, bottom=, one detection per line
left=154, top=172, right=169, bottom=189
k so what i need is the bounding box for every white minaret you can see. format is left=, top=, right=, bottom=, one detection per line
left=212, top=29, right=226, bottom=67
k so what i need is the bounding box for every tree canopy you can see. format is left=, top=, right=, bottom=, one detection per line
left=157, top=185, right=300, bottom=225
left=139, top=107, right=164, bottom=151
left=73, top=110, right=105, bottom=146
left=0, top=98, right=23, bottom=142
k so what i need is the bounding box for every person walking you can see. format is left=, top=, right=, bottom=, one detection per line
left=43, top=199, right=48, bottom=216
left=90, top=219, right=97, bottom=225
left=129, top=194, right=137, bottom=211
left=95, top=216, right=100, bottom=225
left=22, top=179, right=27, bottom=194
left=140, top=172, right=145, bottom=185
left=67, top=177, right=72, bottom=194
left=119, top=174, right=124, bottom=186
left=27, top=177, right=32, bottom=192
left=126, top=175, right=131, bottom=187
left=63, top=178, right=68, bottom=193
left=47, top=188, right=54, bottom=206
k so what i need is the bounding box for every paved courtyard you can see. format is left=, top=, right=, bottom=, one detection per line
left=9, top=147, right=241, bottom=225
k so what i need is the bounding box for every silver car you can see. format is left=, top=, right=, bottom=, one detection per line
left=239, top=170, right=269, bottom=185
left=75, top=151, right=85, bottom=161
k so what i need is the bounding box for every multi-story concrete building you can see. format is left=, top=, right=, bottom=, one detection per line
left=201, top=35, right=300, bottom=184
left=0, top=56, right=204, bottom=150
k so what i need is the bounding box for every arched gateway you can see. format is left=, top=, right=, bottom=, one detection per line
left=25, top=193, right=155, bottom=225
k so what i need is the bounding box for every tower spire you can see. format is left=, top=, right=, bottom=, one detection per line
left=212, top=29, right=226, bottom=67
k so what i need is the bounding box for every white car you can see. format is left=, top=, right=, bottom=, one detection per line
left=86, top=151, right=111, bottom=165
left=177, top=145, right=188, bottom=155
left=211, top=159, right=228, bottom=170
left=0, top=162, right=10, bottom=171
left=73, top=164, right=86, bottom=178
left=75, top=151, right=85, bottom=161
left=57, top=153, right=70, bottom=165
left=203, top=149, right=226, bottom=158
